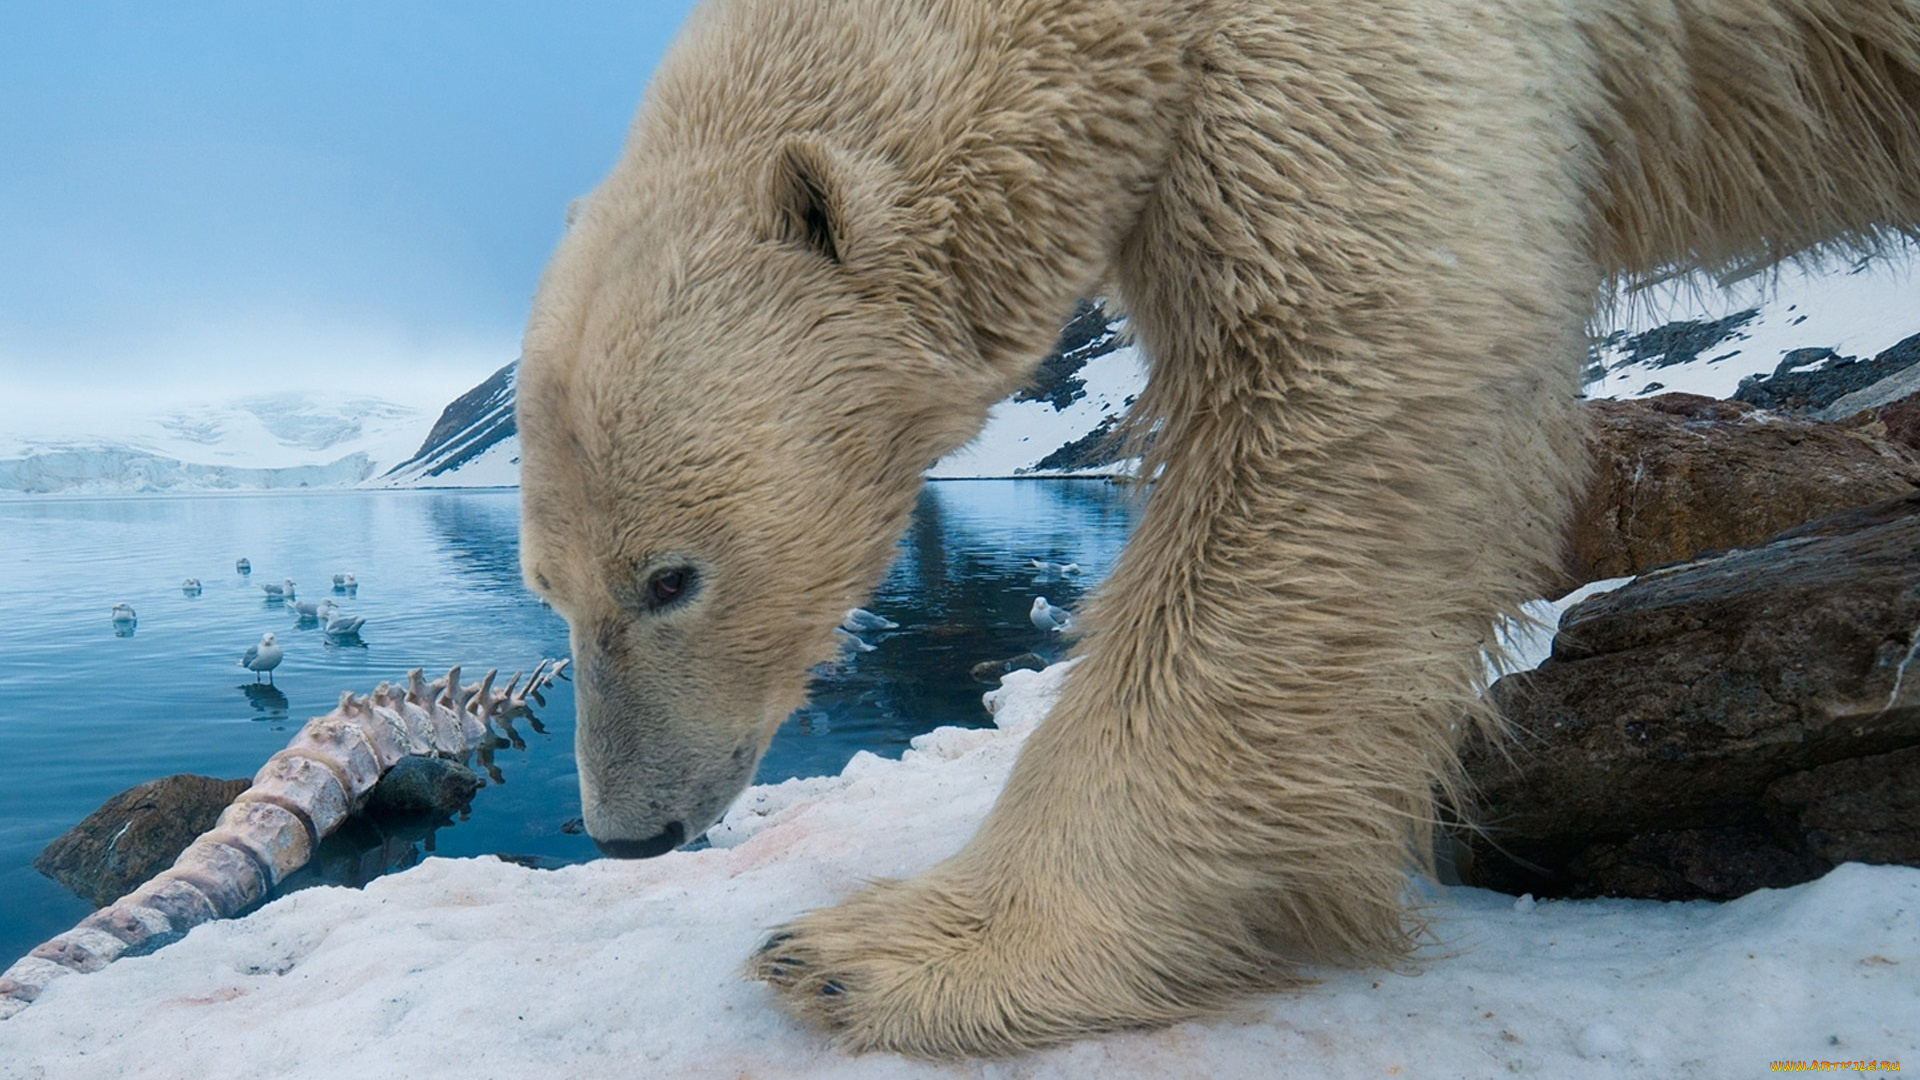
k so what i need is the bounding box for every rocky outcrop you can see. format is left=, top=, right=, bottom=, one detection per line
left=1561, top=394, right=1920, bottom=588
left=1732, top=333, right=1920, bottom=413
left=380, top=361, right=519, bottom=484
left=1837, top=395, right=1920, bottom=455
left=34, top=776, right=251, bottom=908
left=1463, top=493, right=1920, bottom=901
left=1012, top=300, right=1128, bottom=410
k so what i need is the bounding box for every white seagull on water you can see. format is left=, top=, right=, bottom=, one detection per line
left=319, top=601, right=365, bottom=637
left=262, top=578, right=296, bottom=602
left=240, top=633, right=283, bottom=684
left=110, top=603, right=137, bottom=624
left=840, top=607, right=898, bottom=633
left=181, top=578, right=202, bottom=595
left=1030, top=596, right=1074, bottom=634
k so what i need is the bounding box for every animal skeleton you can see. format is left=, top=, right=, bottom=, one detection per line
left=0, top=658, right=568, bottom=1020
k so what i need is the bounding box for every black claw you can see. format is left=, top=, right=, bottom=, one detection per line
left=755, top=932, right=795, bottom=956
left=820, top=980, right=844, bottom=997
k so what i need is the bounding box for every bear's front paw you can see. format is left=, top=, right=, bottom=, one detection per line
left=750, top=872, right=1245, bottom=1059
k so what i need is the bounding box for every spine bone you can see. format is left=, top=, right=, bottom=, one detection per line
left=0, top=658, right=568, bottom=1019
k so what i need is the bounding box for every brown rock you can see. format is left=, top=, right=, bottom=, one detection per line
left=1835, top=392, right=1920, bottom=455
left=1463, top=493, right=1920, bottom=900
left=1560, top=394, right=1920, bottom=590
left=35, top=775, right=251, bottom=907
left=1766, top=746, right=1920, bottom=866
left=1563, top=826, right=1827, bottom=901
left=1881, top=395, right=1920, bottom=452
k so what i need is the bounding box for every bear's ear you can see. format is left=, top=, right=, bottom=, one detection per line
left=769, top=137, right=847, bottom=265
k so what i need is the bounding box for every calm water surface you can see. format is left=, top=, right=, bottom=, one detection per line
left=0, top=482, right=1138, bottom=967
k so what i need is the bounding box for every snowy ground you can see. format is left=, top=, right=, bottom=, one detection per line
left=2, top=662, right=1913, bottom=1079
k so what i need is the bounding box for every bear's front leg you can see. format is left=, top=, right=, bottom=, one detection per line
left=753, top=303, right=1589, bottom=1055
left=751, top=648, right=1327, bottom=1057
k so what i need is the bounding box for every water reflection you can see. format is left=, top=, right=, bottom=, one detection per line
left=761, top=480, right=1139, bottom=782
left=424, top=492, right=527, bottom=591
left=238, top=683, right=290, bottom=722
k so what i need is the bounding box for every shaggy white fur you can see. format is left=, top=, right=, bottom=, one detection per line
left=515, top=0, right=1920, bottom=1057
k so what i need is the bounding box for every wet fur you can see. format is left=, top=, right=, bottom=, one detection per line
left=517, top=0, right=1920, bottom=1058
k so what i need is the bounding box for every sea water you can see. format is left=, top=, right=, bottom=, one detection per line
left=0, top=481, right=1138, bottom=968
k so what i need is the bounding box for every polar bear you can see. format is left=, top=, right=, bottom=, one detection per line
left=515, top=0, right=1920, bottom=1057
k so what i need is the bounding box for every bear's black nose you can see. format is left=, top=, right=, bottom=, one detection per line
left=592, top=820, right=685, bottom=859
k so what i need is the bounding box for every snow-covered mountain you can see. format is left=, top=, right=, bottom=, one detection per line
left=1586, top=249, right=1920, bottom=402
left=0, top=393, right=435, bottom=496
left=389, top=247, right=1918, bottom=489
left=927, top=299, right=1146, bottom=478
left=372, top=362, right=519, bottom=489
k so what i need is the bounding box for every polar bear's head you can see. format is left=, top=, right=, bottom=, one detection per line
left=517, top=135, right=1012, bottom=857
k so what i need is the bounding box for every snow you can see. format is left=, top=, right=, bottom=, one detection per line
left=3, top=662, right=1914, bottom=1078
left=377, top=434, right=522, bottom=490
left=1587, top=246, right=1920, bottom=402
left=0, top=394, right=434, bottom=496
left=927, top=344, right=1149, bottom=478
left=1489, top=576, right=1635, bottom=681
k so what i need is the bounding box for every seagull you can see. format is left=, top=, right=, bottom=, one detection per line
left=291, top=597, right=323, bottom=621
left=235, top=558, right=251, bottom=575
left=331, top=573, right=357, bottom=593
left=840, top=607, right=898, bottom=633
left=262, top=578, right=296, bottom=603
left=1030, top=596, right=1074, bottom=634
left=319, top=601, right=365, bottom=637
left=240, top=632, right=283, bottom=684
left=181, top=578, right=202, bottom=596
left=833, top=627, right=876, bottom=654
left=110, top=603, right=137, bottom=624
left=1028, top=559, right=1083, bottom=578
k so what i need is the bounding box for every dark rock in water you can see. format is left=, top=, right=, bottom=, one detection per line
left=35, top=775, right=251, bottom=907
left=1463, top=493, right=1920, bottom=901
left=364, top=756, right=480, bottom=817
left=970, top=652, right=1050, bottom=684
left=1561, top=394, right=1920, bottom=590
left=1732, top=333, right=1920, bottom=413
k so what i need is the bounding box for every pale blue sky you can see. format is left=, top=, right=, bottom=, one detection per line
left=0, top=1, right=700, bottom=421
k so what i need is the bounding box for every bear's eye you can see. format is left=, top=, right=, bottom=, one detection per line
left=644, top=565, right=697, bottom=612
